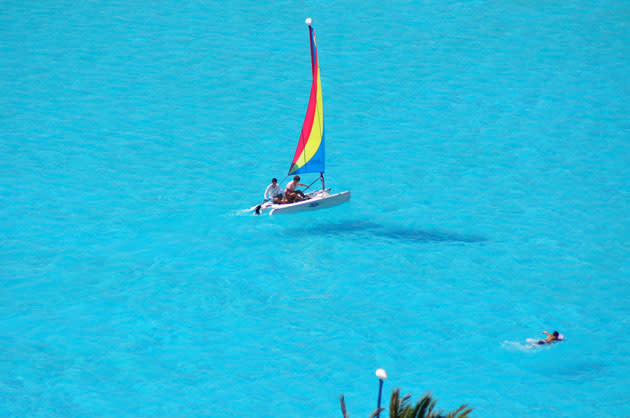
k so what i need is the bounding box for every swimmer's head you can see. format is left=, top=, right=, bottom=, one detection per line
left=553, top=331, right=559, bottom=337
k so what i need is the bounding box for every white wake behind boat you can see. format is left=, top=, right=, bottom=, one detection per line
left=248, top=18, right=350, bottom=215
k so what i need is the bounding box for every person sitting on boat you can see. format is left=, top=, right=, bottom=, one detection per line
left=264, top=178, right=283, bottom=202
left=274, top=195, right=290, bottom=204
left=285, top=175, right=308, bottom=202
left=537, top=330, right=564, bottom=345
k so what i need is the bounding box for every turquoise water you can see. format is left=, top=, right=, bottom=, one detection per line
left=1, top=1, right=629, bottom=416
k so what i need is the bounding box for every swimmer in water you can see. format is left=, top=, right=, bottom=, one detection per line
left=537, top=330, right=563, bottom=345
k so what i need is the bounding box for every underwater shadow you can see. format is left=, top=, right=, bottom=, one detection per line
left=290, top=220, right=487, bottom=244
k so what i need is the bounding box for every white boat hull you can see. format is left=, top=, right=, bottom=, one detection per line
left=250, top=189, right=350, bottom=215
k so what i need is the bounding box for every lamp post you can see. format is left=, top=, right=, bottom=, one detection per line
left=375, top=368, right=387, bottom=418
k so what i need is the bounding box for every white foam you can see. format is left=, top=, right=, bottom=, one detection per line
left=502, top=340, right=534, bottom=352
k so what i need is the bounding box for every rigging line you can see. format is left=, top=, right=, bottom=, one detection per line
left=304, top=177, right=320, bottom=191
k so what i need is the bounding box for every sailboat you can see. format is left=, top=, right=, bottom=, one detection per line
left=251, top=18, right=350, bottom=215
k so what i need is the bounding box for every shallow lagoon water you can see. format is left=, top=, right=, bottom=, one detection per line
left=1, top=1, right=629, bottom=416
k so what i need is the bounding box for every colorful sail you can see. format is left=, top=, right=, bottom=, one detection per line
left=288, top=24, right=325, bottom=175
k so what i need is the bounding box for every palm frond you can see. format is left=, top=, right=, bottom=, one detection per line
left=426, top=399, right=437, bottom=418
left=412, top=394, right=432, bottom=418
left=390, top=388, right=400, bottom=418
left=445, top=404, right=473, bottom=418
left=369, top=407, right=384, bottom=418
left=340, top=395, right=349, bottom=418
left=399, top=393, right=412, bottom=415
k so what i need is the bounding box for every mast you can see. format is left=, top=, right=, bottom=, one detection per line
left=308, top=18, right=325, bottom=192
